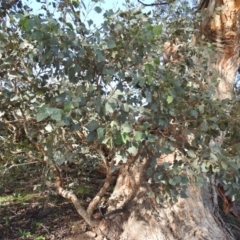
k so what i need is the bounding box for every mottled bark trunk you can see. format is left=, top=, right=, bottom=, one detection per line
left=200, top=0, right=240, bottom=99
left=96, top=156, right=235, bottom=240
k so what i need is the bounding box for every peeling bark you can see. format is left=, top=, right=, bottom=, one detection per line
left=200, top=0, right=240, bottom=99
left=93, top=153, right=234, bottom=240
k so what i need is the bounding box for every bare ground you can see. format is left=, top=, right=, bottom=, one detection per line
left=0, top=165, right=104, bottom=240
left=1, top=165, right=240, bottom=240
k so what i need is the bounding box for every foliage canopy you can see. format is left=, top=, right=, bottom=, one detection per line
left=1, top=0, right=240, bottom=203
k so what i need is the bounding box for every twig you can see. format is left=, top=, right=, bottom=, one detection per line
left=7, top=161, right=39, bottom=169
left=19, top=107, right=29, bottom=137
left=137, top=0, right=169, bottom=7
left=4, top=118, right=35, bottom=124
left=97, top=149, right=109, bottom=169
left=16, top=99, right=98, bottom=231
left=10, top=150, right=44, bottom=163
left=68, top=1, right=85, bottom=37
left=19, top=107, right=45, bottom=155
left=40, top=223, right=51, bottom=235
left=3, top=150, right=43, bottom=174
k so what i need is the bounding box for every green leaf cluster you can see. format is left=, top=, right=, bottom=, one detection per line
left=1, top=0, right=240, bottom=203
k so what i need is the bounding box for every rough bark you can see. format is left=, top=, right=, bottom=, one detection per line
left=200, top=0, right=240, bottom=99
left=95, top=155, right=235, bottom=240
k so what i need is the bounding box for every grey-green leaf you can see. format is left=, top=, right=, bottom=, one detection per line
left=51, top=110, right=62, bottom=121
left=86, top=131, right=97, bottom=142
left=107, top=40, right=116, bottom=49
left=87, top=120, right=100, bottom=131
left=36, top=112, right=49, bottom=122
left=127, top=146, right=138, bottom=155
left=200, top=121, right=208, bottom=132
left=187, top=150, right=196, bottom=158
left=97, top=127, right=105, bottom=139
left=121, top=123, right=133, bottom=133
left=94, top=6, right=102, bottom=13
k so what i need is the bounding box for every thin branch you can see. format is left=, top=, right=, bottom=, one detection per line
left=52, top=166, right=97, bottom=228
left=137, top=0, right=169, bottom=7
left=17, top=101, right=99, bottom=230
left=68, top=1, right=85, bottom=37
left=4, top=118, right=35, bottom=124
left=87, top=149, right=112, bottom=217
left=19, top=107, right=45, bottom=155
left=86, top=27, right=103, bottom=39
left=3, top=161, right=39, bottom=174
left=10, top=150, right=44, bottom=163
left=97, top=149, right=109, bottom=169
left=19, top=107, right=29, bottom=135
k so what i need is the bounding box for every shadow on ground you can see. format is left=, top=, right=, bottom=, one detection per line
left=0, top=165, right=104, bottom=240
left=1, top=165, right=240, bottom=240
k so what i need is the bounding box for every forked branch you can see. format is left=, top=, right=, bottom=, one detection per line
left=87, top=149, right=113, bottom=217
left=53, top=166, right=97, bottom=228
left=17, top=107, right=97, bottom=227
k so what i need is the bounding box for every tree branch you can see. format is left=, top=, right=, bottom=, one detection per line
left=87, top=149, right=113, bottom=217
left=17, top=107, right=98, bottom=228
left=19, top=107, right=45, bottom=155
left=2, top=161, right=39, bottom=175
left=10, top=150, right=44, bottom=163
left=137, top=0, right=169, bottom=7
left=52, top=166, right=97, bottom=228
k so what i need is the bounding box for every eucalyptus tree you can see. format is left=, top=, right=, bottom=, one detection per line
left=1, top=0, right=240, bottom=239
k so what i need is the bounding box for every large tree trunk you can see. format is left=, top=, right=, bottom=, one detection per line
left=80, top=1, right=240, bottom=239
left=95, top=155, right=235, bottom=240
left=200, top=0, right=240, bottom=99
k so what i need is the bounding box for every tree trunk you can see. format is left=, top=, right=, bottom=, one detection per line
left=95, top=155, right=235, bottom=240
left=200, top=0, right=240, bottom=99
left=90, top=1, right=240, bottom=239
